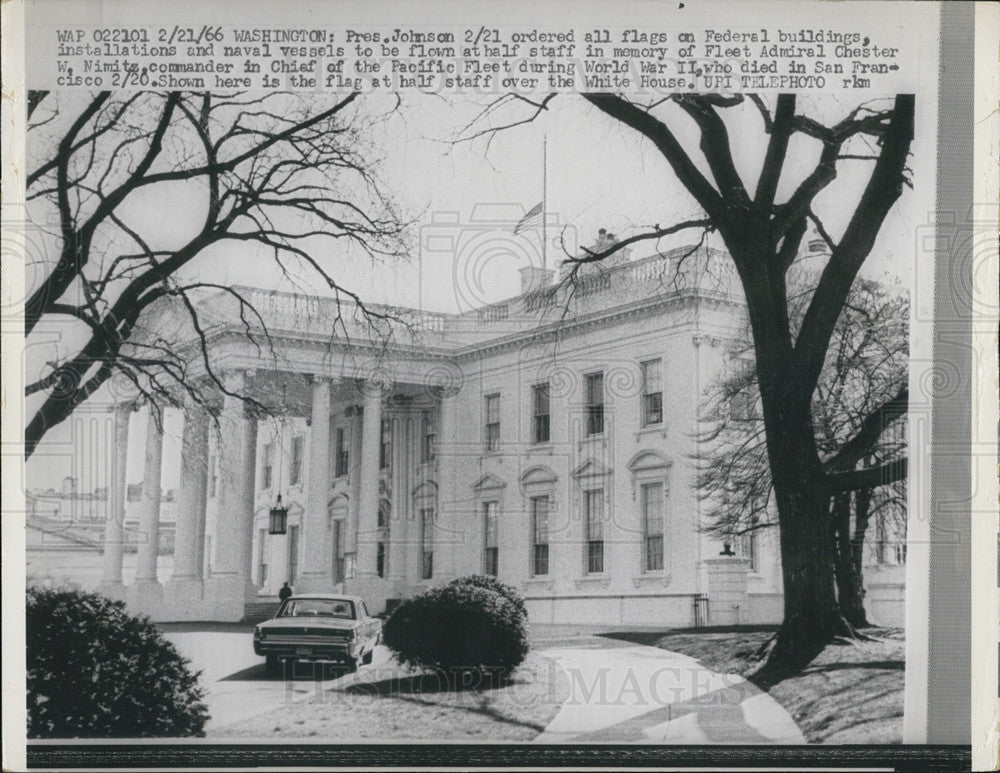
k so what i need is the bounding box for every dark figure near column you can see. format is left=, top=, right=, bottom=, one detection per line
left=279, top=582, right=293, bottom=602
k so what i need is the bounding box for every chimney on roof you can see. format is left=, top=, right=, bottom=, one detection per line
left=519, top=265, right=555, bottom=295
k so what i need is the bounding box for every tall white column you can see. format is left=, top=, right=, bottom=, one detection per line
left=436, top=391, right=459, bottom=580
left=212, top=371, right=259, bottom=608
left=406, top=409, right=423, bottom=584
left=354, top=382, right=383, bottom=581
left=299, top=377, right=332, bottom=591
left=388, top=409, right=410, bottom=589
left=171, top=401, right=209, bottom=581
left=345, top=403, right=364, bottom=576
left=99, top=402, right=131, bottom=596
left=134, top=407, right=164, bottom=584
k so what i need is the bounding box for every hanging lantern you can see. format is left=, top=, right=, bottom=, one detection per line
left=269, top=494, right=288, bottom=535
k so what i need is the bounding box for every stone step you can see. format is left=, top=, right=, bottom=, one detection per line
left=242, top=600, right=282, bottom=625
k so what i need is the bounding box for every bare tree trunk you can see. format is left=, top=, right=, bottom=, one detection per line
left=763, top=477, right=852, bottom=680
left=848, top=488, right=873, bottom=625
left=833, top=490, right=870, bottom=627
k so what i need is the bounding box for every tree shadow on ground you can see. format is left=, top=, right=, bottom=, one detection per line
left=801, top=659, right=904, bottom=673
left=220, top=662, right=353, bottom=682
left=344, top=668, right=515, bottom=697
left=343, top=671, right=546, bottom=734
left=597, top=625, right=778, bottom=648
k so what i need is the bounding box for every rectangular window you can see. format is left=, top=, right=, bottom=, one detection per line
left=586, top=372, right=604, bottom=435
left=739, top=531, right=758, bottom=572
left=380, top=419, right=392, bottom=470
left=485, top=393, right=501, bottom=452
left=376, top=542, right=387, bottom=578
left=335, top=427, right=349, bottom=477
left=641, top=359, right=663, bottom=426
left=421, top=411, right=436, bottom=463
left=531, top=495, right=550, bottom=576
left=483, top=501, right=499, bottom=576
left=532, top=383, right=550, bottom=444
left=642, top=482, right=664, bottom=571
left=585, top=489, right=604, bottom=573
left=290, top=436, right=304, bottom=485
left=262, top=442, right=274, bottom=490
left=420, top=507, right=434, bottom=579
left=332, top=519, right=345, bottom=583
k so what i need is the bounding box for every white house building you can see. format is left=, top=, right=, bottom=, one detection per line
left=35, top=238, right=905, bottom=627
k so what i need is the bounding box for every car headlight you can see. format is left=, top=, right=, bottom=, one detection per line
left=254, top=626, right=262, bottom=640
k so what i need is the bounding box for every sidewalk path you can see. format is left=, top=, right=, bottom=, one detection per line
left=534, top=641, right=805, bottom=744
left=164, top=627, right=803, bottom=743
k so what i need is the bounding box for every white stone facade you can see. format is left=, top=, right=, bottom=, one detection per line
left=57, top=244, right=904, bottom=626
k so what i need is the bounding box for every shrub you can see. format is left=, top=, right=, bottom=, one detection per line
left=384, top=579, right=530, bottom=679
left=26, top=586, right=208, bottom=738
left=448, top=575, right=528, bottom=619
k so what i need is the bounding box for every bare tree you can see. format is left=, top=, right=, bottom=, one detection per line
left=24, top=91, right=409, bottom=457
left=698, top=275, right=908, bottom=627
left=468, top=92, right=914, bottom=672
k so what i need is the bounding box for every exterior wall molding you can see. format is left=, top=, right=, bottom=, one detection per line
left=472, top=473, right=506, bottom=493
left=571, top=458, right=613, bottom=479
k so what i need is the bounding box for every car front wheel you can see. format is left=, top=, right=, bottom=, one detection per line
left=265, top=654, right=281, bottom=674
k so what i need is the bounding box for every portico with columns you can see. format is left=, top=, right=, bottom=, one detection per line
left=83, top=244, right=906, bottom=627
left=100, top=355, right=459, bottom=622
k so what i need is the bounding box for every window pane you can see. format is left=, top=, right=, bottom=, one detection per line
left=646, top=535, right=664, bottom=571
left=486, top=394, right=499, bottom=424
left=532, top=496, right=549, bottom=543
left=642, top=483, right=663, bottom=537
left=586, top=490, right=604, bottom=540
left=536, top=414, right=549, bottom=443
left=485, top=547, right=498, bottom=576
left=484, top=502, right=498, bottom=547
left=534, top=544, right=549, bottom=575
left=643, top=393, right=663, bottom=426
left=376, top=542, right=386, bottom=577
left=534, top=383, right=549, bottom=415
left=586, top=373, right=604, bottom=405
left=588, top=541, right=604, bottom=574
left=642, top=359, right=662, bottom=393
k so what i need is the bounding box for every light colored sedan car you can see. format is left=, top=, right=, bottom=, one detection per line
left=253, top=594, right=381, bottom=673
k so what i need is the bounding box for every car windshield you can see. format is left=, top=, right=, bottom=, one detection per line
left=278, top=599, right=356, bottom=619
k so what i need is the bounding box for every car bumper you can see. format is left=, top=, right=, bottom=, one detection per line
left=254, top=638, right=362, bottom=662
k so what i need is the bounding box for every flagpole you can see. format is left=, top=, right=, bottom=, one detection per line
left=542, top=135, right=548, bottom=271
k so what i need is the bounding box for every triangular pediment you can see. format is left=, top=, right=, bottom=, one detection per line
left=572, top=458, right=612, bottom=478
left=472, top=473, right=506, bottom=492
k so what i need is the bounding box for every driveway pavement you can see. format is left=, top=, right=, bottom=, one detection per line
left=164, top=626, right=803, bottom=743
left=163, top=629, right=396, bottom=733
left=534, top=641, right=804, bottom=744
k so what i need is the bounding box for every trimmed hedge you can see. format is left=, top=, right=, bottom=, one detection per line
left=26, top=586, right=208, bottom=738
left=447, top=575, right=528, bottom=619
left=384, top=577, right=530, bottom=678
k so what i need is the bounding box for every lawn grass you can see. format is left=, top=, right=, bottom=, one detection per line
left=641, top=626, right=905, bottom=744
left=214, top=651, right=568, bottom=740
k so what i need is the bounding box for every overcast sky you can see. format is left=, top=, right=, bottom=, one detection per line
left=26, top=90, right=927, bottom=490
left=164, top=91, right=918, bottom=313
